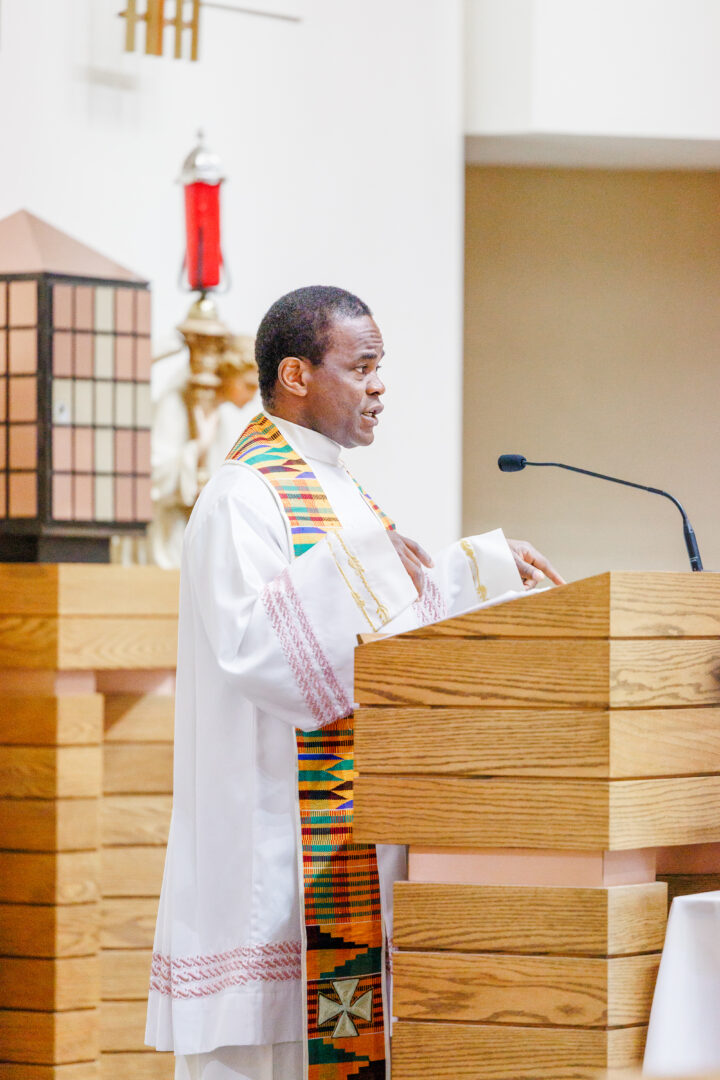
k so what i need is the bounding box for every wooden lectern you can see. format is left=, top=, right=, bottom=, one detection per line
left=354, top=572, right=720, bottom=1079
left=0, top=565, right=179, bottom=1080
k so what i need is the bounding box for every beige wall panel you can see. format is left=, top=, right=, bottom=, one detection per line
left=101, top=846, right=165, bottom=898
left=0, top=852, right=100, bottom=905
left=0, top=696, right=103, bottom=746
left=101, top=949, right=151, bottom=1000
left=101, top=898, right=158, bottom=950
left=101, top=1054, right=172, bottom=1080
left=0, top=956, right=100, bottom=1010
left=104, top=696, right=174, bottom=743
left=102, top=797, right=172, bottom=846
left=392, top=1021, right=647, bottom=1080
left=100, top=1001, right=149, bottom=1052
left=103, top=747, right=173, bottom=796
left=0, top=903, right=98, bottom=958
left=394, top=951, right=659, bottom=1027
left=393, top=882, right=666, bottom=956
left=355, top=638, right=610, bottom=707
left=0, top=1008, right=99, bottom=1064
left=0, top=798, right=99, bottom=851
left=463, top=168, right=720, bottom=580
left=0, top=747, right=102, bottom=798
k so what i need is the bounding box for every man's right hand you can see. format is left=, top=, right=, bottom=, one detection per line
left=389, top=530, right=433, bottom=596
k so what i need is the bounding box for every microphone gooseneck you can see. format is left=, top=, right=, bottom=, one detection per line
left=498, top=454, right=703, bottom=572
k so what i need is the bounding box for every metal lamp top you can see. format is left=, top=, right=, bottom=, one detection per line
left=179, top=130, right=226, bottom=186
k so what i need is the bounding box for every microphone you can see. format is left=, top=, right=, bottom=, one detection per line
left=498, top=454, right=703, bottom=572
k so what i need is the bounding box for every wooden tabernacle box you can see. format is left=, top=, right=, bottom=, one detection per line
left=353, top=572, right=720, bottom=1080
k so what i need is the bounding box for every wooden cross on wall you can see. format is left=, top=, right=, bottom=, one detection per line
left=121, top=0, right=201, bottom=60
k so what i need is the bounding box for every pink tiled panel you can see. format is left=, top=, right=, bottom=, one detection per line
left=115, top=429, right=133, bottom=473
left=53, top=332, right=73, bottom=376
left=135, top=429, right=151, bottom=474
left=53, top=427, right=73, bottom=471
left=74, top=474, right=93, bottom=520
left=135, top=336, right=152, bottom=381
left=73, top=427, right=94, bottom=473
left=9, top=280, right=37, bottom=327
left=8, top=329, right=36, bottom=374
left=136, top=289, right=151, bottom=335
left=135, top=475, right=153, bottom=520
left=53, top=285, right=74, bottom=329
left=0, top=432, right=5, bottom=470
left=74, top=333, right=93, bottom=378
left=0, top=332, right=6, bottom=375
left=0, top=380, right=5, bottom=422
left=115, top=289, right=134, bottom=334
left=0, top=283, right=6, bottom=326
left=52, top=473, right=73, bottom=520
left=9, top=424, right=37, bottom=470
left=74, top=287, right=94, bottom=331
left=115, top=335, right=133, bottom=380
left=115, top=475, right=133, bottom=521
left=8, top=377, right=36, bottom=422
left=9, top=472, right=37, bottom=518
left=0, top=473, right=5, bottom=517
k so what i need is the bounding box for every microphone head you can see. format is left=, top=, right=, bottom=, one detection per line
left=498, top=454, right=527, bottom=473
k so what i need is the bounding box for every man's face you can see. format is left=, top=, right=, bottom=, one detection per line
left=301, top=315, right=386, bottom=448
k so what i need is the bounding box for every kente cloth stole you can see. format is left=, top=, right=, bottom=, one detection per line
left=227, top=414, right=390, bottom=1080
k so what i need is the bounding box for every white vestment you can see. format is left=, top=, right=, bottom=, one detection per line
left=145, top=413, right=523, bottom=1074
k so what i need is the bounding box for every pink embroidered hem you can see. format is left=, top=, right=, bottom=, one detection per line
left=150, top=941, right=302, bottom=1000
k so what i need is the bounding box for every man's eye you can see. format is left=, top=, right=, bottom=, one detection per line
left=356, top=365, right=368, bottom=373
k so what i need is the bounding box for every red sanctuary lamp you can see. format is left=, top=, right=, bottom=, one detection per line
left=179, top=130, right=226, bottom=293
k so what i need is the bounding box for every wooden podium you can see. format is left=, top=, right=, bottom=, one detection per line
left=0, top=565, right=179, bottom=1080
left=354, top=572, right=720, bottom=1079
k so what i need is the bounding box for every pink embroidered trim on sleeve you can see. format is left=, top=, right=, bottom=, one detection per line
left=149, top=941, right=302, bottom=999
left=262, top=568, right=352, bottom=726
left=412, top=575, right=448, bottom=627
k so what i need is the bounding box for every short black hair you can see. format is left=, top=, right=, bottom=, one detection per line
left=255, top=285, right=372, bottom=405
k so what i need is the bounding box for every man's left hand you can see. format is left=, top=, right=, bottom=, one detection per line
left=507, top=539, right=566, bottom=589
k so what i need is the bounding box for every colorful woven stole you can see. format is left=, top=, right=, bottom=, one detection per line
left=227, top=414, right=391, bottom=1080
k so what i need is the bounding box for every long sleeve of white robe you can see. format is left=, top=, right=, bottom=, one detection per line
left=146, top=416, right=523, bottom=1058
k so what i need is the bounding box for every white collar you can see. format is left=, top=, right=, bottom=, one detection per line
left=265, top=412, right=344, bottom=466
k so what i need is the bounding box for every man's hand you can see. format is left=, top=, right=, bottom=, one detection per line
left=389, top=531, right=433, bottom=596
left=507, top=539, right=565, bottom=590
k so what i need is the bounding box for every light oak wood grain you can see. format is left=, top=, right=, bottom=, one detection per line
left=0, top=956, right=100, bottom=1010
left=0, top=852, right=100, bottom=905
left=0, top=1064, right=99, bottom=1080
left=0, top=798, right=99, bottom=851
left=393, top=882, right=667, bottom=956
left=609, top=572, right=720, bottom=638
left=0, top=747, right=102, bottom=798
left=354, top=775, right=720, bottom=850
left=0, top=696, right=103, bottom=746
left=355, top=705, right=720, bottom=779
left=101, top=846, right=165, bottom=898
left=392, top=1021, right=647, bottom=1080
left=104, top=696, right=174, bottom=743
left=103, top=746, right=173, bottom=796
left=58, top=619, right=178, bottom=672
left=102, top=796, right=172, bottom=846
left=0, top=1008, right=99, bottom=1064
left=610, top=640, right=720, bottom=708
left=0, top=618, right=58, bottom=667
left=101, top=898, right=158, bottom=950
left=101, top=949, right=151, bottom=1000
left=610, top=776, right=720, bottom=849
left=101, top=1053, right=173, bottom=1080
left=0, top=565, right=179, bottom=617
left=0, top=903, right=98, bottom=958
left=100, top=1001, right=149, bottom=1052
left=393, top=951, right=659, bottom=1027
left=355, top=638, right=611, bottom=707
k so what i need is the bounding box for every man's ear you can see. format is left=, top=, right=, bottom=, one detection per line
left=277, top=356, right=310, bottom=398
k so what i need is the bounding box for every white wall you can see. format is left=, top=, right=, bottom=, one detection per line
left=0, top=0, right=464, bottom=550
left=466, top=0, right=720, bottom=144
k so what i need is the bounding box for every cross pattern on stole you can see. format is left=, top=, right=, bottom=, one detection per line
left=317, top=977, right=373, bottom=1039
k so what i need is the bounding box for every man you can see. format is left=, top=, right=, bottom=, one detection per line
left=146, top=286, right=563, bottom=1080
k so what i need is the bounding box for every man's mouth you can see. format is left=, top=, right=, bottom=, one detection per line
left=361, top=404, right=383, bottom=425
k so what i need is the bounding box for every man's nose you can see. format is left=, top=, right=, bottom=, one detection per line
left=368, top=371, right=385, bottom=395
